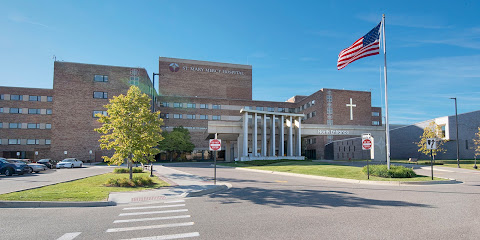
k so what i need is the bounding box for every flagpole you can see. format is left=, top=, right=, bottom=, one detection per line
left=382, top=14, right=390, bottom=169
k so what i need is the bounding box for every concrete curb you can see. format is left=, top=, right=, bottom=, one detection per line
left=186, top=183, right=232, bottom=197
left=233, top=167, right=460, bottom=186
left=0, top=200, right=116, bottom=208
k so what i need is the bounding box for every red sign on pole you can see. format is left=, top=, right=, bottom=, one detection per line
left=209, top=139, right=222, bottom=151
left=362, top=138, right=372, bottom=150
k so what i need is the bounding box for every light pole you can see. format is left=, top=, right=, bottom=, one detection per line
left=450, top=97, right=460, bottom=168
left=151, top=73, right=159, bottom=177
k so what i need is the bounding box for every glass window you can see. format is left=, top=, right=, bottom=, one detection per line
left=256, top=107, right=264, bottom=111
left=200, top=115, right=208, bottom=120
left=46, top=109, right=52, bottom=115
left=93, top=110, right=107, bottom=118
left=173, top=114, right=182, bottom=119
left=174, top=103, right=183, bottom=108
left=326, top=95, right=332, bottom=103
left=94, top=75, right=108, bottom=82
left=441, top=125, right=446, bottom=138
left=28, top=108, right=40, bottom=114
left=372, top=121, right=380, bottom=126
left=327, top=107, right=333, bottom=114
left=8, top=139, right=20, bottom=145
left=45, top=139, right=51, bottom=145
left=312, top=111, right=316, bottom=117
left=29, top=95, right=40, bottom=101
left=267, top=107, right=275, bottom=112
left=46, top=123, right=52, bottom=129
left=27, top=139, right=39, bottom=145
left=212, top=104, right=221, bottom=109
left=28, top=123, right=40, bottom=129
left=0, top=94, right=3, bottom=100
left=327, top=120, right=333, bottom=125
left=129, top=76, right=139, bottom=86
left=187, top=103, right=196, bottom=108
left=93, top=91, right=108, bottom=99
left=9, top=123, right=20, bottom=129
left=200, top=104, right=208, bottom=109
left=212, top=115, right=221, bottom=120
left=0, top=107, right=3, bottom=113
left=47, top=96, right=53, bottom=102
left=277, top=107, right=284, bottom=112
left=0, top=122, right=2, bottom=128
left=161, top=102, right=169, bottom=107
left=10, top=108, right=22, bottom=113
left=372, top=112, right=380, bottom=117
left=187, top=114, right=196, bottom=119
left=160, top=113, right=169, bottom=119
left=10, top=94, right=23, bottom=101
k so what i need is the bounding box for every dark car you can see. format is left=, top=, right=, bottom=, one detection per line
left=37, top=159, right=55, bottom=169
left=6, top=159, right=30, bottom=175
left=0, top=158, right=21, bottom=176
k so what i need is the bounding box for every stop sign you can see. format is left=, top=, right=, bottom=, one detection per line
left=362, top=138, right=372, bottom=150
left=209, top=139, right=222, bottom=151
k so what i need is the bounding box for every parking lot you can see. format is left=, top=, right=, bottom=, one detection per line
left=0, top=164, right=116, bottom=194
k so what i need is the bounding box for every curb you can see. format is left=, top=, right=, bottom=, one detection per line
left=186, top=183, right=232, bottom=197
left=0, top=200, right=116, bottom=208
left=234, top=167, right=460, bottom=186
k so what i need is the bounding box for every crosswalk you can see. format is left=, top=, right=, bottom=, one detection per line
left=109, top=199, right=200, bottom=240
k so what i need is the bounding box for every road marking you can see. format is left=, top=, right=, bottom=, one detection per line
left=275, top=180, right=288, bottom=183
left=114, top=215, right=191, bottom=223
left=106, top=222, right=194, bottom=232
left=164, top=200, right=185, bottom=204
left=56, top=232, right=81, bottom=240
left=119, top=232, right=200, bottom=240
left=123, top=204, right=186, bottom=210
left=119, top=209, right=188, bottom=216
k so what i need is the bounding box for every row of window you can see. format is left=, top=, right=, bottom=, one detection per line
left=93, top=92, right=108, bottom=99
left=4, top=139, right=51, bottom=145
left=1, top=123, right=51, bottom=129
left=163, top=126, right=208, bottom=130
left=339, top=145, right=356, bottom=152
left=304, top=111, right=317, bottom=120
left=0, top=108, right=52, bottom=114
left=372, top=121, right=380, bottom=126
left=160, top=113, right=221, bottom=120
left=0, top=94, right=53, bottom=102
left=162, top=103, right=221, bottom=109
left=306, top=138, right=317, bottom=144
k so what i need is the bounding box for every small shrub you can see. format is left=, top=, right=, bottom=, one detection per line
left=422, top=161, right=444, bottom=165
left=105, top=176, right=155, bottom=187
left=362, top=164, right=417, bottom=178
left=113, top=167, right=143, bottom=174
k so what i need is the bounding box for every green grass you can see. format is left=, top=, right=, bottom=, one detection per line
left=391, top=159, right=480, bottom=170
left=221, top=161, right=441, bottom=181
left=0, top=172, right=169, bottom=202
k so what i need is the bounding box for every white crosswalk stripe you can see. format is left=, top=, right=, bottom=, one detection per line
left=119, top=232, right=200, bottom=240
left=123, top=204, right=186, bottom=210
left=56, top=232, right=81, bottom=240
left=106, top=222, right=194, bottom=232
left=114, top=215, right=191, bottom=223
left=119, top=209, right=188, bottom=216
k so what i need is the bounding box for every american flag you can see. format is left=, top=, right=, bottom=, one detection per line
left=337, top=22, right=382, bottom=70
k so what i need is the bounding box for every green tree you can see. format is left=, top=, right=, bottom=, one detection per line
left=158, top=126, right=195, bottom=161
left=94, top=86, right=164, bottom=179
left=416, top=121, right=446, bottom=162
left=473, top=127, right=480, bottom=157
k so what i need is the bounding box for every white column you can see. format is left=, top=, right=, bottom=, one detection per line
left=288, top=116, right=293, bottom=156
left=226, top=140, right=231, bottom=162
left=270, top=114, right=276, bottom=156
left=237, top=135, right=243, bottom=161
left=279, top=115, right=285, bottom=156
left=253, top=113, right=257, bottom=156
left=295, top=117, right=302, bottom=157
left=262, top=114, right=267, bottom=156
left=243, top=111, right=248, bottom=158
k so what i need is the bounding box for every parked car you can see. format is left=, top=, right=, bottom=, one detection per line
left=0, top=158, right=17, bottom=176
left=56, top=158, right=83, bottom=168
left=26, top=162, right=47, bottom=173
left=37, top=159, right=55, bottom=169
left=5, top=159, right=30, bottom=175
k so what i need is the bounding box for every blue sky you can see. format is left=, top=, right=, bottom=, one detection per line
left=1, top=0, right=480, bottom=125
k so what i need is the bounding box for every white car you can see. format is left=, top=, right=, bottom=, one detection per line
left=28, top=163, right=48, bottom=173
left=56, top=158, right=83, bottom=168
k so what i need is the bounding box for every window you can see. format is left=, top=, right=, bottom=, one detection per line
left=0, top=122, right=2, bottom=128
left=200, top=104, right=208, bottom=109
left=93, top=92, right=108, bottom=99
left=212, top=115, right=221, bottom=120
left=10, top=108, right=22, bottom=114
left=46, top=109, right=52, bottom=115
left=256, top=107, right=264, bottom=111
left=327, top=107, right=333, bottom=114
left=187, top=103, right=196, bottom=108
left=312, top=111, right=316, bottom=117
left=94, top=75, right=108, bottom=82
left=326, top=95, right=332, bottom=103
left=212, top=104, right=221, bottom=110
left=372, top=112, right=380, bottom=117
left=174, top=103, right=183, bottom=108
left=129, top=76, right=139, bottom=86
left=45, top=139, right=51, bottom=145
left=173, top=114, right=182, bottom=119
left=27, top=139, right=39, bottom=145
left=0, top=94, right=3, bottom=100
left=311, top=100, right=316, bottom=105
left=440, top=125, right=446, bottom=138
left=8, top=139, right=21, bottom=145
left=47, top=96, right=53, bottom=102
left=160, top=113, right=169, bottom=119
left=10, top=94, right=23, bottom=101
left=9, top=123, right=20, bottom=129
left=28, top=108, right=41, bottom=114
left=160, top=102, right=169, bottom=107
left=267, top=107, right=275, bottom=112
left=466, top=140, right=469, bottom=149
left=93, top=110, right=107, bottom=118
left=29, top=95, right=40, bottom=101
left=0, top=107, right=3, bottom=113
left=187, top=114, right=196, bottom=119
left=327, top=120, right=333, bottom=125
left=46, top=123, right=52, bottom=129
left=372, top=121, right=380, bottom=126
left=28, top=123, right=40, bottom=129
left=200, top=115, right=208, bottom=120
left=277, top=107, right=284, bottom=112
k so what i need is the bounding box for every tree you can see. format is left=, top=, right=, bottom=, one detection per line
left=94, top=86, right=164, bottom=179
left=158, top=126, right=195, bottom=161
left=416, top=121, right=446, bottom=161
left=473, top=127, right=480, bottom=158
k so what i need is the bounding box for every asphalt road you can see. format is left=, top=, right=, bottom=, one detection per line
left=2, top=162, right=480, bottom=240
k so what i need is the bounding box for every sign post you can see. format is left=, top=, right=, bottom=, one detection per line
left=362, top=134, right=373, bottom=180
left=209, top=138, right=221, bottom=185
left=426, top=138, right=437, bottom=180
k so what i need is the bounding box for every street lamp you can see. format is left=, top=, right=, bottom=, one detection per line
left=151, top=73, right=159, bottom=177
left=450, top=97, right=460, bottom=168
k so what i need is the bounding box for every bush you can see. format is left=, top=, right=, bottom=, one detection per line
left=113, top=167, right=143, bottom=174
left=422, top=161, right=444, bottom=165
left=105, top=176, right=154, bottom=187
left=362, top=164, right=417, bottom=178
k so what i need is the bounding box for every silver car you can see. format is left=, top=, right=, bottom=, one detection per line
left=56, top=158, right=83, bottom=168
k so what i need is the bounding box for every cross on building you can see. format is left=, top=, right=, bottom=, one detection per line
left=346, top=98, right=356, bottom=120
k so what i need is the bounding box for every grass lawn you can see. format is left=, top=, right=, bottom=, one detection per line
left=0, top=172, right=169, bottom=202
left=221, top=161, right=442, bottom=181
left=391, top=159, right=480, bottom=170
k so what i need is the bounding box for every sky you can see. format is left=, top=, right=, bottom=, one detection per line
left=1, top=0, right=480, bottom=125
